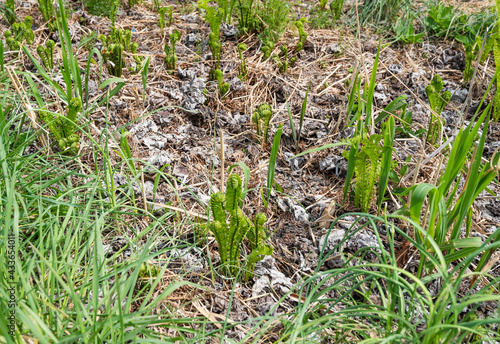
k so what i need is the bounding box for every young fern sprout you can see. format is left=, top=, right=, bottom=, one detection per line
left=159, top=7, right=166, bottom=35
left=39, top=98, right=82, bottom=155
left=4, top=30, right=19, bottom=52
left=5, top=0, right=15, bottom=25
left=164, top=29, right=181, bottom=70
left=4, top=16, right=34, bottom=53
left=167, top=5, right=173, bottom=26
left=252, top=103, right=274, bottom=144
left=295, top=18, right=308, bottom=53
left=37, top=0, right=55, bottom=30
left=36, top=39, right=55, bottom=69
left=319, top=0, right=328, bottom=10
left=273, top=46, right=296, bottom=73
left=245, top=212, right=272, bottom=280
left=99, top=28, right=136, bottom=76
left=104, top=44, right=124, bottom=76
left=208, top=174, right=270, bottom=277
left=342, top=133, right=384, bottom=212
left=130, top=42, right=144, bottom=73
left=261, top=40, right=274, bottom=61
left=214, top=69, right=230, bottom=96
left=238, top=43, right=248, bottom=80
left=198, top=0, right=223, bottom=78
left=426, top=74, right=450, bottom=145
left=330, top=0, right=345, bottom=20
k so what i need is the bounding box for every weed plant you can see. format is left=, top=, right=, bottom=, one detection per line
left=236, top=0, right=290, bottom=56
left=39, top=98, right=82, bottom=155
left=295, top=18, right=308, bottom=53
left=87, top=0, right=120, bottom=20
left=214, top=68, right=229, bottom=96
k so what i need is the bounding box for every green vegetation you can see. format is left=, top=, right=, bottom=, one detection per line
left=295, top=18, right=308, bottom=53
left=164, top=29, right=180, bottom=71
left=208, top=174, right=270, bottom=277
left=252, top=103, right=274, bottom=144
left=99, top=28, right=135, bottom=76
left=273, top=46, right=296, bottom=73
left=198, top=0, right=224, bottom=78
left=425, top=74, right=450, bottom=145
left=3, top=0, right=16, bottom=24
left=159, top=6, right=173, bottom=35
left=4, top=16, right=34, bottom=53
left=37, top=0, right=55, bottom=29
left=237, top=42, right=247, bottom=80
left=86, top=0, right=120, bottom=20
left=2, top=0, right=500, bottom=342
left=39, top=97, right=82, bottom=155
left=214, top=68, right=229, bottom=96
left=36, top=39, right=55, bottom=69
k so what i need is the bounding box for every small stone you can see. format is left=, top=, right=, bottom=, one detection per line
left=284, top=152, right=305, bottom=171
left=221, top=22, right=239, bottom=37
left=388, top=63, right=403, bottom=74
left=229, top=77, right=245, bottom=91
left=451, top=88, right=468, bottom=103
left=177, top=68, right=197, bottom=80
left=319, top=155, right=347, bottom=176
left=183, top=33, right=200, bottom=47
left=327, top=44, right=342, bottom=55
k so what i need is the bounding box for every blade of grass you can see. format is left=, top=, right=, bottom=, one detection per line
left=266, top=124, right=282, bottom=206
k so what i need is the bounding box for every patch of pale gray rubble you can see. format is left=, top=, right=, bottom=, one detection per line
left=277, top=197, right=310, bottom=223
left=252, top=256, right=294, bottom=297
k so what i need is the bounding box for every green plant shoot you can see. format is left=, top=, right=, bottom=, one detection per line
left=330, top=0, right=344, bottom=20
left=238, top=43, right=248, bottom=80
left=164, top=29, right=181, bottom=70
left=39, top=98, right=82, bottom=155
left=425, top=74, right=450, bottom=145
left=214, top=69, right=229, bottom=96
left=295, top=18, right=308, bottom=53
left=208, top=174, right=269, bottom=277
left=252, top=103, right=274, bottom=144
left=159, top=7, right=166, bottom=35
left=36, top=39, right=55, bottom=69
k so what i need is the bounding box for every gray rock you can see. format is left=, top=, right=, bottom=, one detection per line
left=327, top=44, right=342, bottom=55
left=183, top=33, right=200, bottom=47
left=142, top=135, right=168, bottom=149
left=277, top=197, right=310, bottom=223
left=451, top=88, right=468, bottom=103
left=130, top=119, right=158, bottom=139
left=229, top=77, right=245, bottom=92
left=253, top=256, right=294, bottom=296
left=179, top=14, right=198, bottom=23
left=180, top=78, right=206, bottom=112
left=319, top=155, right=348, bottom=176
left=346, top=230, right=381, bottom=255
left=284, top=152, right=305, bottom=171
left=177, top=68, right=197, bottom=80
left=318, top=229, right=346, bottom=252
left=221, top=22, right=239, bottom=37
left=388, top=63, right=403, bottom=74
left=146, top=151, right=172, bottom=169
